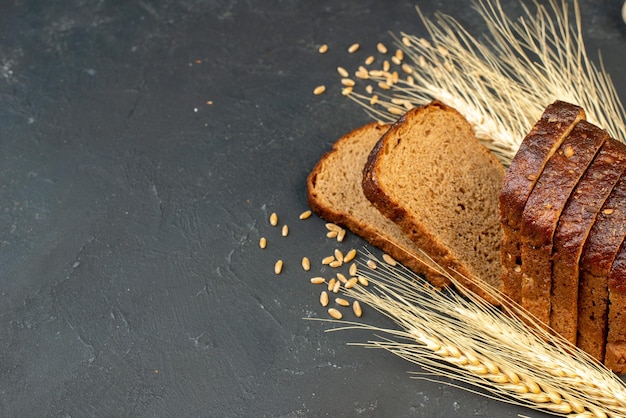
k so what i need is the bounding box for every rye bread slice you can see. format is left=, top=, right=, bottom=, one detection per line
left=362, top=101, right=505, bottom=302
left=520, top=120, right=608, bottom=330
left=606, top=240, right=626, bottom=373
left=550, top=138, right=626, bottom=344
left=306, top=122, right=447, bottom=288
left=500, top=101, right=585, bottom=305
left=577, top=172, right=626, bottom=362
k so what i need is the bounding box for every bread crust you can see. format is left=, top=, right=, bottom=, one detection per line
left=606, top=241, right=626, bottom=373
left=362, top=101, right=504, bottom=303
left=499, top=101, right=585, bottom=305
left=520, top=120, right=608, bottom=329
left=550, top=139, right=626, bottom=343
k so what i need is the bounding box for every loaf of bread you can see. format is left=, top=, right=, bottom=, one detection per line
left=499, top=102, right=585, bottom=305
left=519, top=121, right=608, bottom=329
left=306, top=122, right=448, bottom=288
left=550, top=138, right=626, bottom=344
left=362, top=101, right=505, bottom=302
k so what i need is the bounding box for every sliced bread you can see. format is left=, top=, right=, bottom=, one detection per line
left=306, top=122, right=448, bottom=288
left=362, top=101, right=505, bottom=301
left=500, top=101, right=585, bottom=305
left=520, top=120, right=608, bottom=329
left=577, top=164, right=626, bottom=361
left=550, top=138, right=626, bottom=343
left=606, top=240, right=626, bottom=373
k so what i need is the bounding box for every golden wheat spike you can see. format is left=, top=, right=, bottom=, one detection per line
left=324, top=249, right=626, bottom=417
left=342, top=0, right=626, bottom=166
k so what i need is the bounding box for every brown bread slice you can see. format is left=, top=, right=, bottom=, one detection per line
left=306, top=122, right=447, bottom=288
left=362, top=101, right=505, bottom=302
left=520, top=120, right=608, bottom=329
left=606, top=240, right=626, bottom=373
left=578, top=173, right=626, bottom=362
left=550, top=138, right=626, bottom=344
left=500, top=101, right=585, bottom=305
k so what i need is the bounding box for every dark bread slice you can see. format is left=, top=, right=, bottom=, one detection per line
left=307, top=122, right=447, bottom=288
left=578, top=173, right=626, bottom=362
left=606, top=240, right=626, bottom=373
left=362, top=101, right=505, bottom=302
left=550, top=138, right=626, bottom=344
left=520, top=120, right=608, bottom=329
left=500, top=101, right=586, bottom=305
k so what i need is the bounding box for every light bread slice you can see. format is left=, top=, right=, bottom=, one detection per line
left=362, top=101, right=505, bottom=302
left=307, top=122, right=448, bottom=288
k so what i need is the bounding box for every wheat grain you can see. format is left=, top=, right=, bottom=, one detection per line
left=335, top=297, right=350, bottom=307
left=348, top=43, right=360, bottom=54
left=377, top=42, right=388, bottom=54
left=269, top=212, right=278, bottom=226
left=302, top=257, right=311, bottom=271
left=320, top=290, right=329, bottom=307
left=318, top=44, right=328, bottom=54
left=274, top=259, right=283, bottom=275
left=313, top=85, right=326, bottom=95
left=353, top=300, right=363, bottom=318
left=328, top=308, right=343, bottom=320
left=344, top=249, right=357, bottom=263
left=310, top=277, right=325, bottom=285
left=281, top=224, right=289, bottom=237
left=299, top=210, right=312, bottom=220
left=259, top=237, right=267, bottom=249
left=337, top=66, right=349, bottom=77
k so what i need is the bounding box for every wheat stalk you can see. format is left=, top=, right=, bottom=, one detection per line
left=324, top=249, right=626, bottom=417
left=342, top=0, right=626, bottom=166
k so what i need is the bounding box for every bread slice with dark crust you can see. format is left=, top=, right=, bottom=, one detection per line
left=362, top=101, right=505, bottom=302
left=550, top=138, right=626, bottom=344
left=520, top=120, right=608, bottom=330
left=500, top=101, right=585, bottom=305
left=577, top=173, right=626, bottom=362
left=306, top=122, right=448, bottom=288
left=606, top=240, right=626, bottom=373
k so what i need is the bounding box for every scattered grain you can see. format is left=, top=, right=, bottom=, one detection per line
left=345, top=277, right=358, bottom=289
left=326, top=230, right=339, bottom=239
left=401, top=63, right=413, bottom=74
left=328, top=308, right=343, bottom=319
left=269, top=212, right=278, bottom=226
left=336, top=273, right=347, bottom=283
left=388, top=106, right=404, bottom=115
left=341, top=87, right=353, bottom=96
left=329, top=260, right=343, bottom=268
left=365, top=85, right=374, bottom=94
left=344, top=249, right=357, bottom=263
left=353, top=300, right=363, bottom=317
left=299, top=210, right=312, bottom=220
left=281, top=224, right=289, bottom=237
left=302, top=257, right=311, bottom=271
left=365, top=55, right=375, bottom=65
left=313, top=85, right=326, bottom=95
left=259, top=237, right=267, bottom=249
left=337, top=66, right=349, bottom=77
left=328, top=277, right=337, bottom=291
left=402, top=36, right=411, bottom=46
left=348, top=43, right=360, bottom=53
left=274, top=259, right=283, bottom=275
left=318, top=44, right=329, bottom=53
left=377, top=42, right=388, bottom=54
left=378, top=82, right=391, bottom=90
left=349, top=262, right=358, bottom=276
left=332, top=280, right=341, bottom=293
left=334, top=249, right=344, bottom=263
left=357, top=276, right=369, bottom=287
left=335, top=297, right=350, bottom=307
left=382, top=253, right=398, bottom=266
left=322, top=255, right=335, bottom=265
left=320, top=291, right=329, bottom=307
left=341, top=78, right=355, bottom=87
left=310, top=277, right=325, bottom=285
left=367, top=259, right=377, bottom=270
left=395, top=49, right=404, bottom=61
left=337, top=229, right=346, bottom=242
left=326, top=223, right=342, bottom=232
left=370, top=95, right=379, bottom=106
left=391, top=56, right=401, bottom=65
left=383, top=60, right=390, bottom=72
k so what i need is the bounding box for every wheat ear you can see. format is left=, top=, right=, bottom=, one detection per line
left=321, top=249, right=626, bottom=417
left=341, top=0, right=626, bottom=166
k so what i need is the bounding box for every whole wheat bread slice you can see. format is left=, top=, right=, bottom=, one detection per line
left=500, top=101, right=585, bottom=305
left=520, top=120, right=608, bottom=330
left=362, top=101, right=505, bottom=302
left=550, top=138, right=626, bottom=344
left=307, top=122, right=447, bottom=288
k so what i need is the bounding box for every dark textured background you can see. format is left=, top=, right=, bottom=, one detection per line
left=2, top=0, right=625, bottom=416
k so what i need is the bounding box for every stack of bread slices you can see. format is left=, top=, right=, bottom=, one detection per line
left=307, top=100, right=626, bottom=373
